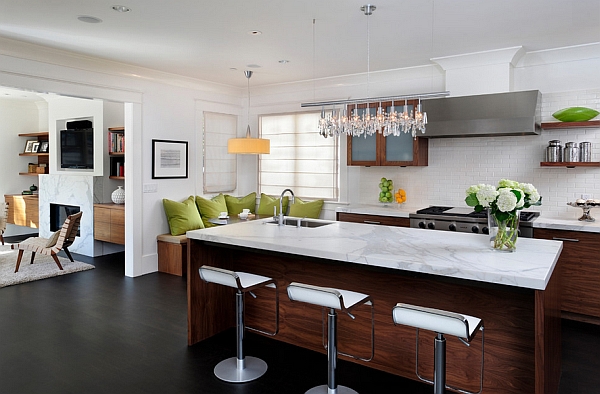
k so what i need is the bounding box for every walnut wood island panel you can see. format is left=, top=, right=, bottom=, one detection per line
left=187, top=219, right=562, bottom=394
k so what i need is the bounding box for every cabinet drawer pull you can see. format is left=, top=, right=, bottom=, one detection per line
left=552, top=237, right=579, bottom=242
left=363, top=220, right=381, bottom=225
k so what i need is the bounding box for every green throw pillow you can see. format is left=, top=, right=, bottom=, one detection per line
left=224, top=192, right=256, bottom=215
left=195, top=194, right=228, bottom=228
left=163, top=196, right=204, bottom=236
left=257, top=193, right=289, bottom=216
left=288, top=197, right=324, bottom=219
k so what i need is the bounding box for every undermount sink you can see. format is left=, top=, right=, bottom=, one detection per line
left=266, top=218, right=333, bottom=228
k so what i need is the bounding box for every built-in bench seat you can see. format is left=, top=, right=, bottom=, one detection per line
left=157, top=233, right=187, bottom=276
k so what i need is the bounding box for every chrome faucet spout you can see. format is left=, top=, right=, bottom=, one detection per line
left=278, top=189, right=295, bottom=225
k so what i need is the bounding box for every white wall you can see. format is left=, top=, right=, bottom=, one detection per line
left=0, top=98, right=46, bottom=236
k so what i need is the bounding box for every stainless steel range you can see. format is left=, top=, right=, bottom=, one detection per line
left=409, top=206, right=539, bottom=238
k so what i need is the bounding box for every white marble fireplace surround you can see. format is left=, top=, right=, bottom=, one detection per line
left=39, top=174, right=102, bottom=257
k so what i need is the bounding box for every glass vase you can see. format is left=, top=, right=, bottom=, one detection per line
left=488, top=212, right=519, bottom=252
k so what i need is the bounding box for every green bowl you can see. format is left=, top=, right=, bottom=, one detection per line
left=552, top=107, right=599, bottom=122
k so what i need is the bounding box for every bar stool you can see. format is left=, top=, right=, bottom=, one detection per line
left=287, top=282, right=374, bottom=394
left=392, top=303, right=484, bottom=394
left=199, top=265, right=279, bottom=383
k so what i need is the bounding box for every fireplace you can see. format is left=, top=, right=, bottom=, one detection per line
left=50, top=203, right=80, bottom=235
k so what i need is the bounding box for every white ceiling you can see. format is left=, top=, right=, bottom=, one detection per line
left=0, top=0, right=599, bottom=88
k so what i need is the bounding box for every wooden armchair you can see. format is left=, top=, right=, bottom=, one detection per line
left=0, top=202, right=8, bottom=245
left=12, top=211, right=83, bottom=273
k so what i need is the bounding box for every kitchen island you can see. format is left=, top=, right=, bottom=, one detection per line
left=187, top=218, right=563, bottom=394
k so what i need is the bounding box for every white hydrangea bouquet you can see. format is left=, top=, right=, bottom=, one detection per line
left=465, top=179, right=542, bottom=251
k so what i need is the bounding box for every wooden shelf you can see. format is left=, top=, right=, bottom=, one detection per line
left=18, top=172, right=42, bottom=176
left=108, top=126, right=124, bottom=131
left=18, top=131, right=49, bottom=137
left=109, top=152, right=124, bottom=156
left=109, top=176, right=125, bottom=180
left=19, top=152, right=49, bottom=157
left=540, top=162, right=600, bottom=168
left=541, top=120, right=600, bottom=130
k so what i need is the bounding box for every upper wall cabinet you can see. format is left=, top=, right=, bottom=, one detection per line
left=346, top=101, right=428, bottom=166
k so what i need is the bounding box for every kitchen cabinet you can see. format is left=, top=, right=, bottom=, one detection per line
left=18, top=132, right=49, bottom=176
left=346, top=101, right=428, bottom=166
left=535, top=228, right=600, bottom=322
left=4, top=194, right=39, bottom=228
left=94, top=203, right=125, bottom=245
left=337, top=212, right=409, bottom=227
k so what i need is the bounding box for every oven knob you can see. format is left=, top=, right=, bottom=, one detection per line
left=471, top=226, right=479, bottom=233
left=418, top=221, right=426, bottom=229
left=427, top=222, right=435, bottom=230
left=449, top=223, right=456, bottom=231
left=482, top=226, right=489, bottom=235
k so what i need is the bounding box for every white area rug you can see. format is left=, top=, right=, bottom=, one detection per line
left=0, top=246, right=94, bottom=288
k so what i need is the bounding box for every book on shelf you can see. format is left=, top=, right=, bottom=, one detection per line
left=108, top=131, right=125, bottom=153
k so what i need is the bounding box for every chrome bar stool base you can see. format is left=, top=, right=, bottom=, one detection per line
left=306, top=385, right=359, bottom=394
left=214, top=356, right=268, bottom=383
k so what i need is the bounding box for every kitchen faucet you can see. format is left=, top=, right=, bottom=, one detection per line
left=278, top=189, right=295, bottom=225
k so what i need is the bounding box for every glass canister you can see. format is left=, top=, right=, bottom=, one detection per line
left=546, top=140, right=562, bottom=162
left=580, top=142, right=592, bottom=162
left=564, top=142, right=580, bottom=162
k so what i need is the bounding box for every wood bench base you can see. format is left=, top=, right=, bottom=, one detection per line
left=157, top=234, right=187, bottom=276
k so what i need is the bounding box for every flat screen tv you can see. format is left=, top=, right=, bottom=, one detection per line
left=60, top=128, right=94, bottom=169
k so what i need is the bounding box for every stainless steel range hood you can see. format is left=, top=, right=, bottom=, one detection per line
left=422, top=90, right=541, bottom=138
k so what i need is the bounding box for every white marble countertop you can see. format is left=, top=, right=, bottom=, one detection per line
left=187, top=217, right=562, bottom=291
left=336, top=204, right=600, bottom=233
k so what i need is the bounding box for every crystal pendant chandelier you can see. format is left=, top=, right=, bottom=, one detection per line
left=303, top=4, right=448, bottom=139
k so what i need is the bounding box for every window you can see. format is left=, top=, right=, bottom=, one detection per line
left=203, top=112, right=237, bottom=193
left=259, top=112, right=338, bottom=200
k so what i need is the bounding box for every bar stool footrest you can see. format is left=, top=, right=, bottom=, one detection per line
left=214, top=356, right=268, bottom=383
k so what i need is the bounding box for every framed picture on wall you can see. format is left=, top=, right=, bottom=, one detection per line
left=24, top=140, right=37, bottom=153
left=152, top=139, right=188, bottom=179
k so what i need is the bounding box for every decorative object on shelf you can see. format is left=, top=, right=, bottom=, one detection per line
left=378, top=177, right=393, bottom=203
left=31, top=142, right=40, bottom=153
left=466, top=180, right=542, bottom=252
left=301, top=4, right=449, bottom=138
left=227, top=71, right=270, bottom=154
left=111, top=186, right=125, bottom=204
left=552, top=107, right=599, bottom=122
left=564, top=142, right=580, bottom=162
left=39, top=141, right=49, bottom=153
left=580, top=142, right=592, bottom=162
left=567, top=200, right=600, bottom=222
left=23, top=140, right=37, bottom=153
left=28, top=163, right=36, bottom=173
left=29, top=184, right=37, bottom=192
left=151, top=139, right=188, bottom=179
left=545, top=140, right=562, bottom=162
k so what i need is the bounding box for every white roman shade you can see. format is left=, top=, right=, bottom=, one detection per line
left=259, top=112, right=338, bottom=200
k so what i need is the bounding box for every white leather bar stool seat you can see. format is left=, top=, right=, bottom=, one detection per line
left=287, top=282, right=374, bottom=394
left=392, top=303, right=481, bottom=342
left=392, top=303, right=484, bottom=394
left=199, top=265, right=278, bottom=383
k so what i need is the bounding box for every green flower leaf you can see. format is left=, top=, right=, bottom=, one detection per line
left=465, top=194, right=479, bottom=207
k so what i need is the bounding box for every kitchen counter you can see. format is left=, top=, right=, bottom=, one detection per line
left=187, top=218, right=562, bottom=393
left=187, top=218, right=561, bottom=290
left=337, top=203, right=600, bottom=233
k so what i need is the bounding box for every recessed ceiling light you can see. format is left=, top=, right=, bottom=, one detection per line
left=278, top=60, right=290, bottom=64
left=77, top=15, right=103, bottom=23
left=246, top=64, right=261, bottom=68
left=248, top=31, right=262, bottom=36
left=112, top=5, right=131, bottom=12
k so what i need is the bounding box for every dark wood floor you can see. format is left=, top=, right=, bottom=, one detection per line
left=0, top=243, right=597, bottom=393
